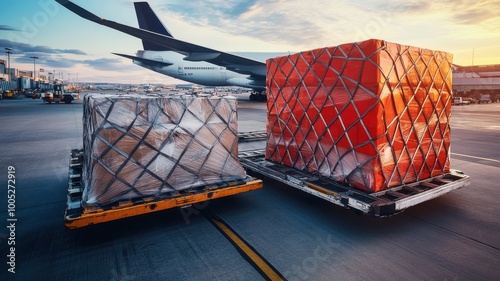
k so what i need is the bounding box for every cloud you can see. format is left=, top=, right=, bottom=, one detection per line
left=154, top=0, right=500, bottom=50
left=81, top=57, right=133, bottom=71
left=0, top=25, right=18, bottom=31
left=162, top=0, right=258, bottom=21
left=44, top=57, right=79, bottom=69
left=158, top=0, right=339, bottom=47
left=14, top=53, right=78, bottom=68
left=452, top=1, right=500, bottom=25
left=17, top=55, right=134, bottom=72
left=0, top=39, right=133, bottom=72
left=380, top=1, right=432, bottom=13
left=436, top=0, right=500, bottom=25
left=0, top=39, right=86, bottom=55
left=451, top=7, right=498, bottom=25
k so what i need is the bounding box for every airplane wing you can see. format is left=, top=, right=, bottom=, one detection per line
left=112, top=52, right=173, bottom=67
left=56, top=0, right=266, bottom=78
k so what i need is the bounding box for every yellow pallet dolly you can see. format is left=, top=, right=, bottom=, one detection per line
left=65, top=149, right=263, bottom=229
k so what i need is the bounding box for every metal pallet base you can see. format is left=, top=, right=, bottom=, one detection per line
left=239, top=150, right=470, bottom=217
left=238, top=130, right=267, bottom=142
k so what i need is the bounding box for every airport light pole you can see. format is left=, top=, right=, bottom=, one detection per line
left=5, top=47, right=12, bottom=81
left=30, top=56, right=39, bottom=81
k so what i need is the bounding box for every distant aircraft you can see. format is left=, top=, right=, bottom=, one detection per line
left=97, top=84, right=118, bottom=91
left=56, top=0, right=288, bottom=101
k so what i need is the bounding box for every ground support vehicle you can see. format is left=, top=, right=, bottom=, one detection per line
left=479, top=94, right=491, bottom=104
left=249, top=91, right=267, bottom=102
left=44, top=80, right=80, bottom=104
left=238, top=149, right=470, bottom=217
left=453, top=97, right=470, bottom=105
left=65, top=149, right=263, bottom=229
left=2, top=90, right=15, bottom=99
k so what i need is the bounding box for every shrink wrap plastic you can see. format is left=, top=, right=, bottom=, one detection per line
left=266, top=39, right=452, bottom=192
left=82, top=93, right=246, bottom=206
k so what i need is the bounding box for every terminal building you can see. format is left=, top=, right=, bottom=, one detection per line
left=1, top=58, right=51, bottom=92
left=453, top=64, right=500, bottom=102
left=0, top=59, right=9, bottom=81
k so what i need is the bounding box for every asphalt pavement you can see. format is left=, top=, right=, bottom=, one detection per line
left=0, top=95, right=499, bottom=280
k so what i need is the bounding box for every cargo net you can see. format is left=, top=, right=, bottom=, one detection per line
left=266, top=39, right=453, bottom=192
left=82, top=93, right=246, bottom=206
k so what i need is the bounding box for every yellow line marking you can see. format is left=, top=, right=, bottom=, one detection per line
left=451, top=152, right=500, bottom=163
left=210, top=218, right=284, bottom=281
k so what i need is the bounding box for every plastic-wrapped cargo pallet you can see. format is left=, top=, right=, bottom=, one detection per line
left=266, top=39, right=453, bottom=192
left=82, top=93, right=246, bottom=206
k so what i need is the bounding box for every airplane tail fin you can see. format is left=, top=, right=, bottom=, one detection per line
left=134, top=2, right=173, bottom=51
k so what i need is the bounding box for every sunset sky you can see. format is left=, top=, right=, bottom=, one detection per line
left=1, top=0, right=499, bottom=84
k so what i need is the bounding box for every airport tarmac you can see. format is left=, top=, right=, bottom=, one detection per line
left=0, top=95, right=499, bottom=280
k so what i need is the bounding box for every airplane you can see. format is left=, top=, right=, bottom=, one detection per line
left=56, top=0, right=289, bottom=101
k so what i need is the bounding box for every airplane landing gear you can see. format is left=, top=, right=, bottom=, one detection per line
left=249, top=91, right=267, bottom=102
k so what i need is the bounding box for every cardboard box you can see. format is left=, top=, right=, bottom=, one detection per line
left=266, top=39, right=452, bottom=192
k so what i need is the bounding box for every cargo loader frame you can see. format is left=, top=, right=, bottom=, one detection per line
left=237, top=131, right=267, bottom=142
left=239, top=150, right=470, bottom=217
left=65, top=149, right=263, bottom=229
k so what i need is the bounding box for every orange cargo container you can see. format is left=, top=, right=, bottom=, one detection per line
left=266, top=39, right=453, bottom=192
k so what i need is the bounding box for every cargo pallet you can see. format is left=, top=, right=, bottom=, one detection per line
left=65, top=149, right=263, bottom=229
left=237, top=130, right=267, bottom=142
left=239, top=150, right=470, bottom=217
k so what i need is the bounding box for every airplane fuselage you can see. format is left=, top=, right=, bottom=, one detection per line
left=135, top=50, right=265, bottom=90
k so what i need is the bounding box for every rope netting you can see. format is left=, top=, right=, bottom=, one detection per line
left=266, top=39, right=452, bottom=192
left=82, top=93, right=246, bottom=206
